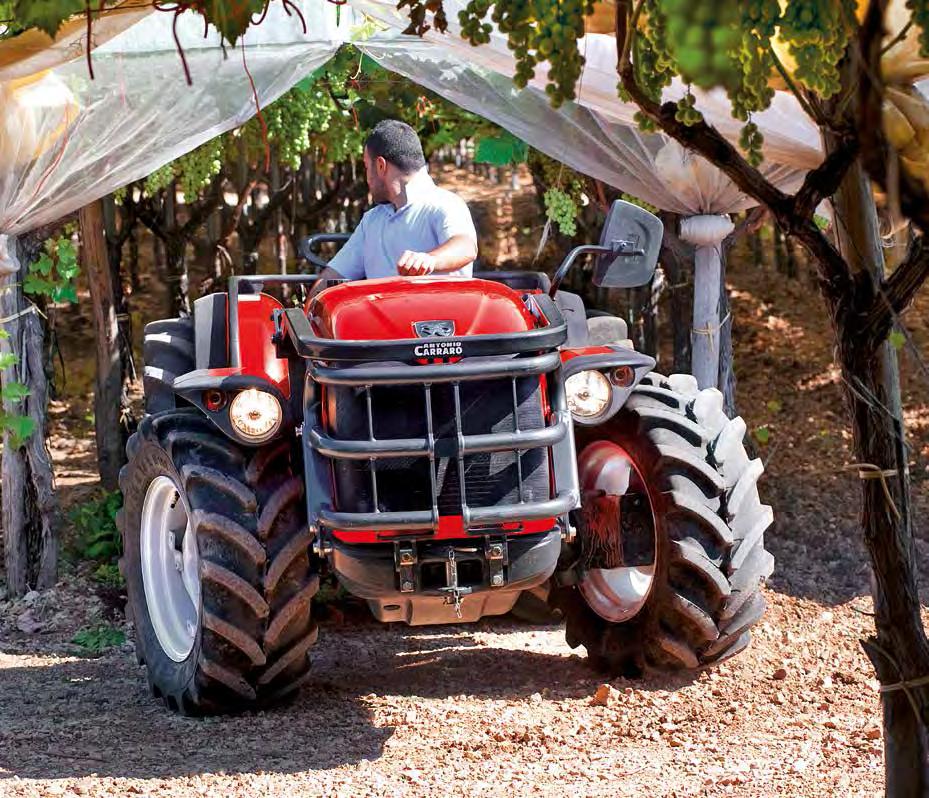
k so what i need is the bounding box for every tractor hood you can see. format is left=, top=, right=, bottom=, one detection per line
left=308, top=277, right=537, bottom=341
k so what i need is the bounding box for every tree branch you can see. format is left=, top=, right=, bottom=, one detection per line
left=794, top=134, right=859, bottom=219
left=613, top=0, right=855, bottom=303
left=863, top=233, right=929, bottom=343
left=724, top=206, right=769, bottom=248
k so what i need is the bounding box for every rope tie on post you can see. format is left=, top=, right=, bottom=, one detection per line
left=844, top=462, right=901, bottom=520
left=691, top=312, right=731, bottom=354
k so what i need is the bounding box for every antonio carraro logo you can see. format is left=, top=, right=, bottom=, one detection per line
left=412, top=320, right=462, bottom=358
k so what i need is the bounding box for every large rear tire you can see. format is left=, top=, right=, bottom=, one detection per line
left=118, top=409, right=318, bottom=714
left=554, top=373, right=774, bottom=675
left=142, top=318, right=194, bottom=414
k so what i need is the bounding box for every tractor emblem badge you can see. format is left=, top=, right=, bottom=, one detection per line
left=413, top=320, right=456, bottom=338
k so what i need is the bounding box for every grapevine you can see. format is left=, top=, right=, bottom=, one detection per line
left=460, top=0, right=595, bottom=108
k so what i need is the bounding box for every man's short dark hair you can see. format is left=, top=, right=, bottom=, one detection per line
left=364, top=119, right=426, bottom=173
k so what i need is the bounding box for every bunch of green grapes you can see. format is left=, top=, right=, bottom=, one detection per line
left=728, top=0, right=779, bottom=120
left=532, top=150, right=584, bottom=235
left=268, top=87, right=335, bottom=170
left=175, top=136, right=224, bottom=200
left=675, top=92, right=702, bottom=126
left=739, top=121, right=765, bottom=167
left=779, top=0, right=855, bottom=98
left=658, top=0, right=743, bottom=92
left=143, top=163, right=175, bottom=197
left=544, top=188, right=578, bottom=236
left=635, top=0, right=675, bottom=104
left=461, top=0, right=594, bottom=108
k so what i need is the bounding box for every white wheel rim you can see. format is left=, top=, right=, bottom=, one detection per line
left=577, top=443, right=657, bottom=623
left=140, top=476, right=200, bottom=662
left=580, top=566, right=655, bottom=623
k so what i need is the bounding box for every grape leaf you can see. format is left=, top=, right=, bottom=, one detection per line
left=754, top=425, right=770, bottom=445
left=0, top=352, right=18, bottom=370
left=888, top=330, right=906, bottom=350
left=766, top=399, right=782, bottom=413
left=203, top=0, right=267, bottom=45
left=474, top=133, right=528, bottom=166
left=34, top=253, right=54, bottom=276
left=53, top=283, right=78, bottom=304
left=12, top=0, right=83, bottom=38
left=2, top=413, right=35, bottom=446
left=23, top=273, right=54, bottom=296
left=1, top=382, right=30, bottom=402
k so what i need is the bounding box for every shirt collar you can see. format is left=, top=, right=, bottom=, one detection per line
left=395, top=169, right=435, bottom=210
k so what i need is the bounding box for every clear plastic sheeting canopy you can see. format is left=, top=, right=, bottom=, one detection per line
left=360, top=40, right=807, bottom=214
left=0, top=0, right=834, bottom=241
left=0, top=2, right=346, bottom=236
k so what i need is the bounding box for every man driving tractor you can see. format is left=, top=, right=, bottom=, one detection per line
left=318, top=119, right=478, bottom=281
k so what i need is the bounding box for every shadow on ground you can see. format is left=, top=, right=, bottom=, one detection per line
left=0, top=618, right=695, bottom=782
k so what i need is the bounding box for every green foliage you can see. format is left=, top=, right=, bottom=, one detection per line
left=766, top=398, right=783, bottom=413
left=92, top=562, right=125, bottom=588
left=71, top=490, right=123, bottom=562
left=754, top=424, right=771, bottom=445
left=202, top=0, right=265, bottom=45
left=10, top=0, right=83, bottom=38
left=888, top=329, right=907, bottom=350
left=0, top=330, right=33, bottom=448
left=620, top=193, right=658, bottom=214
left=474, top=132, right=528, bottom=166
left=23, top=236, right=79, bottom=304
left=72, top=624, right=125, bottom=654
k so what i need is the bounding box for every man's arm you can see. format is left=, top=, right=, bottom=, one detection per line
left=397, top=234, right=478, bottom=276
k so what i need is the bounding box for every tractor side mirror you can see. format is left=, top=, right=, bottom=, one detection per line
left=592, top=200, right=663, bottom=288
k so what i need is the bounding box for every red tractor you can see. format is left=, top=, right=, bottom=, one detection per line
left=119, top=201, right=774, bottom=714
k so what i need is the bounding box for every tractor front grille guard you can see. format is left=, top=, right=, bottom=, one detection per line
left=276, top=292, right=581, bottom=536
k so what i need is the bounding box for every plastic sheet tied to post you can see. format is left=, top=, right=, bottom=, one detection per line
left=7, top=0, right=927, bottom=234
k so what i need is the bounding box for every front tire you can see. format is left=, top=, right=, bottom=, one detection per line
left=554, top=373, right=774, bottom=675
left=118, top=409, right=318, bottom=714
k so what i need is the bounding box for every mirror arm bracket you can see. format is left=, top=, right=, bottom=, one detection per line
left=548, top=239, right=644, bottom=298
left=549, top=244, right=611, bottom=298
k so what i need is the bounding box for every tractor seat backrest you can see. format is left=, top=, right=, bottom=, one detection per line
left=587, top=315, right=630, bottom=347
left=473, top=270, right=551, bottom=293
left=552, top=290, right=588, bottom=348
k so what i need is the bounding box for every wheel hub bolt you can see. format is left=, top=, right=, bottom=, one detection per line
left=491, top=574, right=504, bottom=587
left=490, top=545, right=503, bottom=557
left=401, top=580, right=414, bottom=591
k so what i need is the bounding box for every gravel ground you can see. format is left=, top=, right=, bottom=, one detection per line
left=1, top=166, right=927, bottom=797
left=0, top=584, right=899, bottom=798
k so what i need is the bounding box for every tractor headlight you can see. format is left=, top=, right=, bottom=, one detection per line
left=566, top=370, right=612, bottom=419
left=229, top=389, right=282, bottom=442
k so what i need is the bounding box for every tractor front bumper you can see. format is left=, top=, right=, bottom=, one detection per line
left=329, top=528, right=561, bottom=625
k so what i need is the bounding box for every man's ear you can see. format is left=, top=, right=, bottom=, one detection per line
left=376, top=155, right=388, bottom=176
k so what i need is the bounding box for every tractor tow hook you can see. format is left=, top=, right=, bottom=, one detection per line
left=438, top=548, right=473, bottom=619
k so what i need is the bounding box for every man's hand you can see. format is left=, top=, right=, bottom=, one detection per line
left=397, top=250, right=438, bottom=276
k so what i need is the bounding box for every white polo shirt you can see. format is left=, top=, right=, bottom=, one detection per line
left=329, top=170, right=477, bottom=280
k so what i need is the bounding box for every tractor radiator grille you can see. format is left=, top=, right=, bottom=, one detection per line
left=328, top=376, right=551, bottom=518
